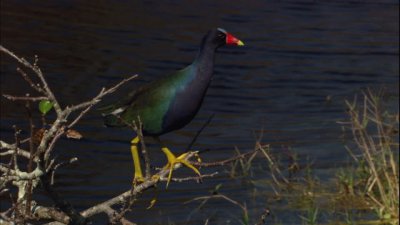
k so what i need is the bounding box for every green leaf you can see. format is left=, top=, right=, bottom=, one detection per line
left=39, top=100, right=54, bottom=115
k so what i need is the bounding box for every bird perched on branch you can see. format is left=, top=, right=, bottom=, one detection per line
left=101, top=28, right=244, bottom=187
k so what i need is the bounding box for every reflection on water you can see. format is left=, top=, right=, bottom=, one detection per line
left=1, top=1, right=398, bottom=224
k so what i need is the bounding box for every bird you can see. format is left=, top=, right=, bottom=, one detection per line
left=101, top=28, right=244, bottom=187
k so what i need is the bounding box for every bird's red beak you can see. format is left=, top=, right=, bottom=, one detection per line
left=226, top=33, right=244, bottom=46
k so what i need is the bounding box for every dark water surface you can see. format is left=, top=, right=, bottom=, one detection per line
left=1, top=1, right=399, bottom=224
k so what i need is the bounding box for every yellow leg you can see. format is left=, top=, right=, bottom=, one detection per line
left=131, top=136, right=144, bottom=184
left=161, top=147, right=201, bottom=188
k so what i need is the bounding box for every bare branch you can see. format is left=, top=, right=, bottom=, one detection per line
left=67, top=75, right=137, bottom=128
left=50, top=158, right=78, bottom=185
left=81, top=152, right=198, bottom=219
left=44, top=127, right=66, bottom=164
left=161, top=172, right=219, bottom=183
left=192, top=148, right=259, bottom=167
left=0, top=141, right=31, bottom=159
left=0, top=164, right=44, bottom=181
left=1, top=45, right=139, bottom=224
left=16, top=67, right=45, bottom=93
left=2, top=94, right=48, bottom=102
left=102, top=205, right=137, bottom=225
left=32, top=206, right=71, bottom=224
left=0, top=45, right=63, bottom=115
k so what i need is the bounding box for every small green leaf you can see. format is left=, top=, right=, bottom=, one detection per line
left=39, top=100, right=54, bottom=115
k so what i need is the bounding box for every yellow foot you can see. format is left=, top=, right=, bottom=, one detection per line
left=161, top=147, right=201, bottom=188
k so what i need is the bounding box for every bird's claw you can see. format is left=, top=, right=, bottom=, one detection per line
left=161, top=147, right=201, bottom=188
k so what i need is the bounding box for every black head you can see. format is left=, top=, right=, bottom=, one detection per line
left=203, top=28, right=244, bottom=49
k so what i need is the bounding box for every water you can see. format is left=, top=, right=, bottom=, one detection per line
left=1, top=1, right=398, bottom=224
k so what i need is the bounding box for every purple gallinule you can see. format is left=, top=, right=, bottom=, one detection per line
left=102, top=28, right=244, bottom=186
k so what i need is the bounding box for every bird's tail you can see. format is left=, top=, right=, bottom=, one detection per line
left=102, top=114, right=124, bottom=127
left=99, top=105, right=127, bottom=127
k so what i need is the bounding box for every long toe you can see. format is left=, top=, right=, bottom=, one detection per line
left=177, top=157, right=201, bottom=177
left=161, top=148, right=201, bottom=188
